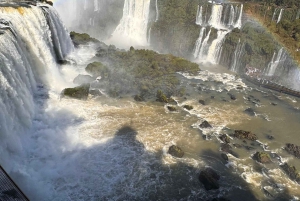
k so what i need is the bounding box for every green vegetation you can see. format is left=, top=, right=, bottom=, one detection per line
left=85, top=61, right=109, bottom=78
left=70, top=31, right=100, bottom=47
left=150, top=0, right=201, bottom=58
left=93, top=46, right=199, bottom=99
left=236, top=0, right=300, bottom=62
left=62, top=84, right=90, bottom=100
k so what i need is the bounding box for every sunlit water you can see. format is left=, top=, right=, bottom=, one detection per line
left=9, top=43, right=299, bottom=200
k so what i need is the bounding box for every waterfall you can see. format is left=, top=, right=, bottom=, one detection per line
left=272, top=8, right=278, bottom=21
left=109, top=0, right=151, bottom=48
left=235, top=4, right=243, bottom=29
left=155, top=0, right=159, bottom=22
left=193, top=27, right=206, bottom=58
left=196, top=5, right=203, bottom=25
left=94, top=0, right=98, bottom=12
left=230, top=39, right=244, bottom=72
left=84, top=0, right=87, bottom=10
left=208, top=4, right=223, bottom=29
left=206, top=30, right=229, bottom=64
left=198, top=28, right=211, bottom=60
left=147, top=27, right=151, bottom=44
left=277, top=9, right=283, bottom=24
left=193, top=3, right=243, bottom=64
left=0, top=3, right=73, bottom=181
left=264, top=48, right=287, bottom=76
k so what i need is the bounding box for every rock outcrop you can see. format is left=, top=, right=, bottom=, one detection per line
left=234, top=130, right=257, bottom=141
left=199, top=168, right=220, bottom=191
left=62, top=84, right=90, bottom=100
left=168, top=145, right=184, bottom=158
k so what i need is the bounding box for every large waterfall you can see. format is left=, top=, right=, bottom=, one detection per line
left=193, top=3, right=243, bottom=64
left=108, top=0, right=151, bottom=48
left=0, top=3, right=74, bottom=199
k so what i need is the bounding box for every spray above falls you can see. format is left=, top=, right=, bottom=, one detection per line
left=193, top=3, right=243, bottom=64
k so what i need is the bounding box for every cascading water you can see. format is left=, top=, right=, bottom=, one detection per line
left=108, top=0, right=151, bottom=48
left=193, top=3, right=243, bottom=64
left=277, top=8, right=283, bottom=24
left=155, top=0, right=159, bottom=22
left=264, top=47, right=287, bottom=76
left=230, top=39, right=244, bottom=72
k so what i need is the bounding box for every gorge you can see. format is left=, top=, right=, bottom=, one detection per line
left=1, top=0, right=300, bottom=200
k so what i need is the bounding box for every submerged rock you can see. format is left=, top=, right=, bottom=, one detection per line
left=219, top=134, right=230, bottom=143
left=244, top=108, right=255, bottom=116
left=134, top=95, right=144, bottom=102
left=73, top=74, right=94, bottom=85
left=183, top=105, right=193, bottom=110
left=227, top=93, right=236, bottom=100
left=198, top=168, right=220, bottom=190
left=253, top=152, right=272, bottom=163
left=234, top=130, right=257, bottom=141
left=62, top=84, right=90, bottom=100
left=285, top=143, right=300, bottom=158
left=280, top=163, right=300, bottom=183
left=199, top=99, right=206, bottom=105
left=199, top=121, right=212, bottom=128
left=168, top=145, right=184, bottom=158
left=167, top=106, right=177, bottom=112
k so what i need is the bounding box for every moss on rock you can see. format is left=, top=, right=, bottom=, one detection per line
left=62, top=84, right=90, bottom=100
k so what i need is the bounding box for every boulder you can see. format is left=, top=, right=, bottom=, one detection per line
left=234, top=130, right=257, bottom=141
left=253, top=152, right=272, bottom=163
left=199, top=168, right=220, bottom=190
left=285, top=143, right=300, bottom=158
left=227, top=93, right=236, bottom=100
left=219, top=134, right=230, bottom=143
left=134, top=95, right=144, bottom=102
left=73, top=74, right=94, bottom=85
left=167, top=106, right=177, bottom=112
left=183, top=105, right=193, bottom=110
left=168, top=145, right=184, bottom=158
left=244, top=108, right=255, bottom=116
left=221, top=153, right=229, bottom=162
left=62, top=84, right=90, bottom=100
left=70, top=31, right=100, bottom=47
left=199, top=100, right=206, bottom=105
left=280, top=163, right=300, bottom=183
left=200, top=121, right=212, bottom=128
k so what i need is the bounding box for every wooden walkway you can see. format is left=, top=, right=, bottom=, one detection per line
left=0, top=166, right=29, bottom=201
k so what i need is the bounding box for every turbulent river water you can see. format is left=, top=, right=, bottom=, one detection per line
left=18, top=43, right=300, bottom=201
left=1, top=2, right=300, bottom=201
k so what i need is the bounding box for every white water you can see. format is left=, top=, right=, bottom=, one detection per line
left=277, top=8, right=283, bottom=24
left=94, top=0, right=99, bottom=12
left=272, top=8, right=278, bottom=22
left=196, top=5, right=203, bottom=25
left=155, top=0, right=159, bottom=22
left=193, top=3, right=243, bottom=64
left=264, top=48, right=286, bottom=76
left=108, top=0, right=151, bottom=49
left=230, top=39, right=244, bottom=72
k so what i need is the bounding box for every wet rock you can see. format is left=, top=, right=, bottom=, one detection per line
left=236, top=85, right=243, bottom=90
left=285, top=143, right=300, bottom=158
left=134, top=95, right=144, bottom=102
left=219, top=134, right=230, bottom=143
left=183, top=105, right=193, bottom=110
left=227, top=93, right=236, bottom=100
left=244, top=146, right=255, bottom=150
left=220, top=143, right=232, bottom=153
left=266, top=135, right=274, bottom=140
left=167, top=106, right=177, bottom=112
left=234, top=130, right=257, bottom=141
left=253, top=152, right=272, bottom=163
left=156, top=90, right=174, bottom=103
left=270, top=152, right=282, bottom=163
left=211, top=96, right=215, bottom=99
left=221, top=153, right=229, bottom=162
left=199, top=100, right=206, bottom=105
left=89, top=89, right=102, bottom=96
left=280, top=163, right=300, bottom=183
left=271, top=102, right=277, bottom=106
left=244, top=108, right=255, bottom=116
left=168, top=145, right=184, bottom=158
left=198, top=167, right=220, bottom=190
left=233, top=143, right=242, bottom=148
left=199, top=121, right=212, bottom=128
left=62, top=84, right=90, bottom=100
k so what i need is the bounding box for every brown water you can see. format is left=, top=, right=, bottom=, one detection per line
left=52, top=67, right=300, bottom=200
